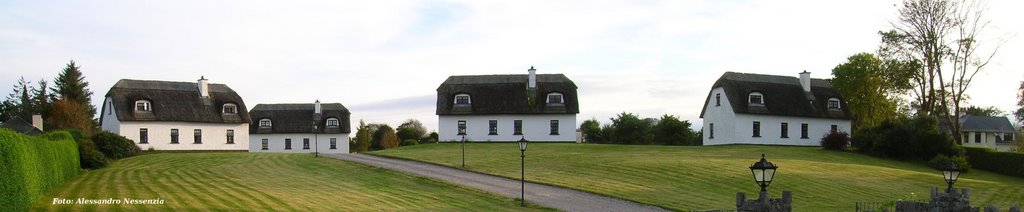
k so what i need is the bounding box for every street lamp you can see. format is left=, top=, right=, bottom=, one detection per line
left=941, top=161, right=962, bottom=193
left=749, top=154, right=778, bottom=192
left=313, top=120, right=319, bottom=158
left=518, top=136, right=529, bottom=207
left=458, top=127, right=466, bottom=167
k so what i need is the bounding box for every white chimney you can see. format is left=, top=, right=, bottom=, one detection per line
left=314, top=100, right=322, bottom=114
left=528, top=66, right=537, bottom=89
left=31, top=114, right=42, bottom=131
left=197, top=76, right=209, bottom=97
left=799, top=71, right=811, bottom=92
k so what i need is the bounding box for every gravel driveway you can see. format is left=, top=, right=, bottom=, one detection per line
left=323, top=153, right=669, bottom=212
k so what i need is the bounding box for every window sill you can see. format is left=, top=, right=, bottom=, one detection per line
left=513, top=133, right=522, bottom=135
left=488, top=133, right=498, bottom=135
left=753, top=136, right=761, bottom=138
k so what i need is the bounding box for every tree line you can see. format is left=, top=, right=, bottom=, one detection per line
left=580, top=113, right=700, bottom=146
left=351, top=119, right=439, bottom=152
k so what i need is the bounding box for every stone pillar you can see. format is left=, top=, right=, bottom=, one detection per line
left=736, top=191, right=793, bottom=212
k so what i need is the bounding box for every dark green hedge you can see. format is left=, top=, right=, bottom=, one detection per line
left=0, top=129, right=80, bottom=211
left=964, top=147, right=1024, bottom=178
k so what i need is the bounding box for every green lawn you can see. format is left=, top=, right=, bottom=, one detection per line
left=32, top=152, right=550, bottom=211
left=371, top=143, right=1024, bottom=211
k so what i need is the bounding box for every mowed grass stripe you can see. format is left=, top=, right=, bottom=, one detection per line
left=177, top=170, right=248, bottom=209
left=192, top=169, right=282, bottom=211
left=372, top=143, right=1024, bottom=211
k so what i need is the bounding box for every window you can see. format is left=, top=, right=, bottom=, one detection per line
left=752, top=121, right=761, bottom=137
left=1006, top=134, right=1015, bottom=142
left=827, top=98, right=841, bottom=110
left=715, top=93, right=721, bottom=106
left=330, top=138, right=337, bottom=149
left=261, top=139, right=268, bottom=150
left=222, top=103, right=238, bottom=114
left=193, top=129, right=202, bottom=144
left=975, top=133, right=981, bottom=143
left=259, top=119, right=272, bottom=128
left=549, top=120, right=559, bottom=135
left=801, top=123, right=809, bottom=139
left=457, top=120, right=467, bottom=135
left=488, top=120, right=498, bottom=135
left=749, top=92, right=764, bottom=105
left=780, top=123, right=789, bottom=138
left=285, top=139, right=292, bottom=149
left=513, top=120, right=523, bottom=135
left=709, top=123, right=714, bottom=139
left=546, top=93, right=564, bottom=104
left=303, top=138, right=310, bottom=150
left=139, top=128, right=149, bottom=144
left=454, top=94, right=471, bottom=105
left=831, top=125, right=838, bottom=133
left=327, top=118, right=339, bottom=127
left=226, top=129, right=235, bottom=144
left=135, top=100, right=152, bottom=112
left=170, top=129, right=179, bottom=144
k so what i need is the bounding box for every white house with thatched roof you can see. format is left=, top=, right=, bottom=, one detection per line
left=699, top=71, right=852, bottom=146
left=99, top=77, right=250, bottom=150
left=248, top=100, right=351, bottom=153
left=435, top=67, right=579, bottom=142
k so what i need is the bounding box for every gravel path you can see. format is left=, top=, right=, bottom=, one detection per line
left=324, top=153, right=669, bottom=212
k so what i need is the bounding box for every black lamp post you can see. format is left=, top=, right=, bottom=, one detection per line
left=458, top=127, right=466, bottom=167
left=518, top=136, right=529, bottom=207
left=313, top=121, right=319, bottom=158
left=749, top=154, right=778, bottom=192
left=941, top=161, right=962, bottom=193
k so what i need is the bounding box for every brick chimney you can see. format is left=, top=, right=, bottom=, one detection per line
left=528, top=66, right=537, bottom=89
left=799, top=71, right=811, bottom=92
left=197, top=76, right=209, bottom=97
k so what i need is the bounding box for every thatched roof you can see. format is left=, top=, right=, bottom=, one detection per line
left=0, top=117, right=42, bottom=135
left=700, top=72, right=851, bottom=119
left=436, top=74, right=579, bottom=115
left=249, top=103, right=351, bottom=134
left=102, top=79, right=251, bottom=124
left=960, top=115, right=1015, bottom=133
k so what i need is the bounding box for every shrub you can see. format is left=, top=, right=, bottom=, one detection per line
left=964, top=147, right=1024, bottom=177
left=91, top=131, right=141, bottom=160
left=820, top=131, right=850, bottom=150
left=76, top=138, right=108, bottom=169
left=401, top=139, right=419, bottom=146
left=928, top=154, right=951, bottom=170
left=950, top=155, right=971, bottom=173
left=0, top=129, right=80, bottom=212
left=850, top=115, right=957, bottom=160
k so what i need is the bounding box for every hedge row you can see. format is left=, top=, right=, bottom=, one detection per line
left=964, top=147, right=1024, bottom=178
left=0, top=129, right=80, bottom=211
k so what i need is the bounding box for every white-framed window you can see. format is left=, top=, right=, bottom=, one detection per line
left=327, top=118, right=339, bottom=127
left=827, top=98, right=841, bottom=109
left=748, top=92, right=764, bottom=105
left=135, top=100, right=152, bottom=112
left=259, top=119, right=272, bottom=128
left=454, top=94, right=471, bottom=105
left=139, top=128, right=148, bottom=144
left=457, top=120, right=467, bottom=135
left=330, top=138, right=337, bottom=149
left=546, top=92, right=564, bottom=104
left=193, top=129, right=202, bottom=144
left=549, top=120, right=559, bottom=135
left=223, top=103, right=238, bottom=114
left=226, top=129, right=235, bottom=144
left=261, top=139, right=269, bottom=150
left=488, top=120, right=498, bottom=135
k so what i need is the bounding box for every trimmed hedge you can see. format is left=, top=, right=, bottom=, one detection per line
left=0, top=129, right=80, bottom=211
left=964, top=147, right=1024, bottom=178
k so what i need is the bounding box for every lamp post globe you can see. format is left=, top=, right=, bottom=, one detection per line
left=942, top=161, right=962, bottom=193
left=518, top=136, right=529, bottom=152
left=749, top=154, right=778, bottom=192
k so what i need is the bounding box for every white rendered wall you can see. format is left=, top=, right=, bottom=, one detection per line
left=115, top=121, right=249, bottom=150
left=249, top=133, right=350, bottom=154
left=962, top=131, right=1015, bottom=151
left=701, top=87, right=852, bottom=146
left=439, top=114, right=576, bottom=142
left=100, top=97, right=121, bottom=134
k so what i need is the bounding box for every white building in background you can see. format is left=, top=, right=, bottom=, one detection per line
left=436, top=66, right=579, bottom=142
left=99, top=77, right=250, bottom=150
left=248, top=101, right=351, bottom=153
left=699, top=71, right=852, bottom=146
left=958, top=115, right=1016, bottom=151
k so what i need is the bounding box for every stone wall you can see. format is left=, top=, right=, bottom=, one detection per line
left=736, top=191, right=792, bottom=212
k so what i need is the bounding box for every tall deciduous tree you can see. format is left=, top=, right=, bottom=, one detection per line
left=52, top=60, right=96, bottom=119
left=378, top=126, right=400, bottom=149
left=396, top=119, right=427, bottom=141
left=352, top=120, right=373, bottom=152
left=879, top=0, right=1001, bottom=144
left=47, top=99, right=92, bottom=135
left=580, top=118, right=603, bottom=143
left=653, top=114, right=696, bottom=146
left=830, top=53, right=916, bottom=131
left=608, top=112, right=653, bottom=145
left=1015, top=81, right=1024, bottom=125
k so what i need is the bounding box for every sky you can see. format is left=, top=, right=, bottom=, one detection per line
left=1, top=0, right=1022, bottom=133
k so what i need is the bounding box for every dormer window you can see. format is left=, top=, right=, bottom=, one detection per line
left=326, top=118, right=339, bottom=128
left=748, top=92, right=764, bottom=105
left=222, top=103, right=238, bottom=114
left=259, top=119, right=272, bottom=128
left=715, top=93, right=721, bottom=106
left=454, top=94, right=471, bottom=105
left=546, top=92, right=564, bottom=104
left=828, top=98, right=841, bottom=110
left=135, top=100, right=152, bottom=112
